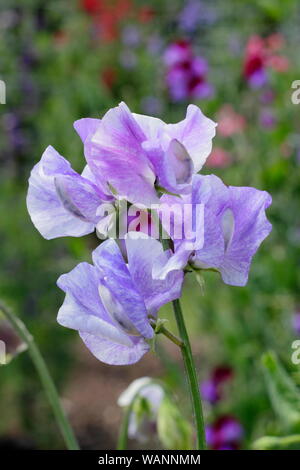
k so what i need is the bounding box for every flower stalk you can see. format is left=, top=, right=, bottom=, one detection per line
left=171, top=298, right=206, bottom=449
left=0, top=302, right=79, bottom=450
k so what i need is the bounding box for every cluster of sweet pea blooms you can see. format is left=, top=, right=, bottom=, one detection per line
left=26, top=101, right=272, bottom=366
left=243, top=34, right=289, bottom=88
left=164, top=40, right=214, bottom=102
left=201, top=366, right=244, bottom=450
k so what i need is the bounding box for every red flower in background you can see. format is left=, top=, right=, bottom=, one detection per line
left=81, top=0, right=102, bottom=14
left=243, top=33, right=289, bottom=88
left=101, top=66, right=117, bottom=89
left=206, top=148, right=231, bottom=168
left=217, top=105, right=246, bottom=137
left=138, top=6, right=155, bottom=23
left=81, top=0, right=155, bottom=42
left=206, top=415, right=244, bottom=450
left=201, top=365, right=234, bottom=404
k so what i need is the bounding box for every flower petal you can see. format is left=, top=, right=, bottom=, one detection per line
left=125, top=233, right=184, bottom=314
left=190, top=175, right=272, bottom=286
left=57, top=263, right=134, bottom=347
left=79, top=331, right=149, bottom=366
left=73, top=118, right=101, bottom=143
left=166, top=104, right=217, bottom=172
left=92, top=239, right=154, bottom=339
left=219, top=185, right=272, bottom=286
left=85, top=102, right=158, bottom=206
left=27, top=146, right=96, bottom=239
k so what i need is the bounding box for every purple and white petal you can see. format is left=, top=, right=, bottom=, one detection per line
left=73, top=118, right=101, bottom=143
left=166, top=104, right=217, bottom=172
left=125, top=234, right=184, bottom=315
left=191, top=175, right=272, bottom=286
left=79, top=332, right=149, bottom=366
left=92, top=239, right=154, bottom=339
left=27, top=146, right=96, bottom=239
left=219, top=185, right=272, bottom=286
left=57, top=261, right=150, bottom=365
left=85, top=102, right=158, bottom=206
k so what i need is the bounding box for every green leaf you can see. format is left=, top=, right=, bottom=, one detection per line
left=252, top=434, right=300, bottom=450
left=262, top=351, right=300, bottom=432
left=157, top=396, right=193, bottom=450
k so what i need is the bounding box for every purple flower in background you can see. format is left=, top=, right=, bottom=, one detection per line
left=292, top=312, right=300, bottom=336
left=56, top=235, right=183, bottom=365
left=119, top=50, right=137, bottom=69
left=164, top=40, right=214, bottom=102
left=201, top=380, right=219, bottom=404
left=201, top=366, right=233, bottom=404
left=118, top=377, right=164, bottom=442
left=260, top=89, right=275, bottom=105
left=206, top=415, right=244, bottom=450
left=155, top=174, right=272, bottom=287
left=121, top=25, right=140, bottom=48
left=178, top=0, right=217, bottom=32
left=27, top=103, right=216, bottom=237
left=260, top=109, right=277, bottom=129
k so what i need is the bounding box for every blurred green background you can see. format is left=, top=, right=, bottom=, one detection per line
left=0, top=0, right=300, bottom=450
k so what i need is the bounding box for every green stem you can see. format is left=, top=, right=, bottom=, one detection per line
left=171, top=298, right=206, bottom=450
left=148, top=316, right=183, bottom=348
left=157, top=223, right=206, bottom=449
left=117, top=399, right=133, bottom=450
left=0, top=302, right=79, bottom=450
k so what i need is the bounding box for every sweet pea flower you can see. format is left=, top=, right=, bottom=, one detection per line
left=243, top=34, right=289, bottom=88
left=154, top=174, right=272, bottom=287
left=206, top=415, right=244, bottom=450
left=56, top=235, right=183, bottom=365
left=292, top=312, right=300, bottom=336
left=75, top=101, right=216, bottom=203
left=201, top=366, right=233, bottom=404
left=243, top=36, right=267, bottom=88
left=164, top=41, right=214, bottom=102
left=118, top=377, right=164, bottom=442
left=26, top=144, right=112, bottom=240
left=259, top=109, right=277, bottom=129
left=27, top=103, right=216, bottom=239
left=217, top=105, right=246, bottom=137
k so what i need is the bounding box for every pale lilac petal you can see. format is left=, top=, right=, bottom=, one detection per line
left=152, top=244, right=191, bottom=280
left=155, top=174, right=272, bottom=287
left=54, top=173, right=106, bottom=224
left=85, top=102, right=158, bottom=206
left=132, top=113, right=164, bottom=142
left=27, top=146, right=96, bottom=239
left=219, top=185, right=272, bottom=286
left=189, top=175, right=226, bottom=270
left=142, top=139, right=193, bottom=195
left=57, top=261, right=150, bottom=365
left=166, top=104, right=217, bottom=172
left=92, top=240, right=154, bottom=339
left=125, top=234, right=184, bottom=315
left=73, top=118, right=101, bottom=143
left=80, top=332, right=149, bottom=366
left=57, top=264, right=135, bottom=347
left=81, top=164, right=113, bottom=201
left=191, top=175, right=272, bottom=286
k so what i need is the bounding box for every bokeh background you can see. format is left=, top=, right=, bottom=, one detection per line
left=0, top=0, right=300, bottom=450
